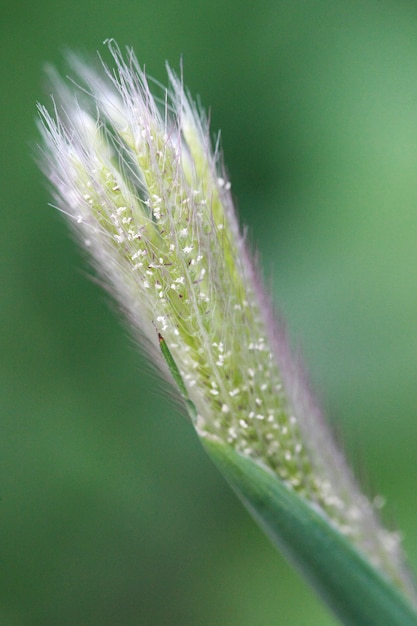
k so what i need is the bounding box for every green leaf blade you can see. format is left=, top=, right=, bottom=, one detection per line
left=202, top=438, right=417, bottom=626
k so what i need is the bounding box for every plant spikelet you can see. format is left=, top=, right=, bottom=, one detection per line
left=37, top=40, right=415, bottom=600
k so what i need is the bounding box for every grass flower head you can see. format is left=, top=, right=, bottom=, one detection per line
left=37, top=41, right=416, bottom=611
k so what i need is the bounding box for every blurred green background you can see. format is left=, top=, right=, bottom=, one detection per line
left=2, top=1, right=417, bottom=624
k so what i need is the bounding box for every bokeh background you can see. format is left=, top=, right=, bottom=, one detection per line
left=2, top=1, right=417, bottom=624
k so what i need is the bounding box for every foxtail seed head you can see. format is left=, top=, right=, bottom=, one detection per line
left=38, top=41, right=415, bottom=599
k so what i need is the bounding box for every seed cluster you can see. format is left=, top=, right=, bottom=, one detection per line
left=38, top=42, right=415, bottom=599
